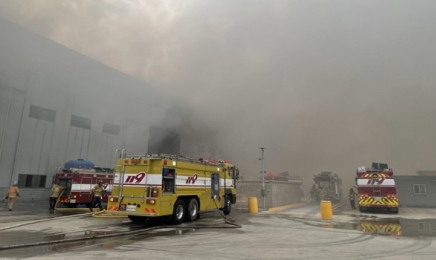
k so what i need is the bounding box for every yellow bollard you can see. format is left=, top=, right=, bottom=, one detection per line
left=248, top=197, right=258, bottom=213
left=320, top=200, right=332, bottom=220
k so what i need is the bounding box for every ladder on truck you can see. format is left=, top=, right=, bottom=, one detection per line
left=373, top=186, right=381, bottom=197
left=117, top=150, right=223, bottom=166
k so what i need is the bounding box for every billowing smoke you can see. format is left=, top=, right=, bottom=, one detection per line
left=2, top=0, right=436, bottom=192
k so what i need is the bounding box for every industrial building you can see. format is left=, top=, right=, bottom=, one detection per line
left=394, top=172, right=436, bottom=207
left=0, top=16, right=219, bottom=199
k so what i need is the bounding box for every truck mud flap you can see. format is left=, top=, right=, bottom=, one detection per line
left=231, top=194, right=236, bottom=204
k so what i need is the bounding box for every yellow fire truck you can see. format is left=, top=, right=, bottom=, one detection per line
left=106, top=152, right=239, bottom=224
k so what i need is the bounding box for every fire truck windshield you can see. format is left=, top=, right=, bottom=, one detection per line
left=227, top=167, right=239, bottom=180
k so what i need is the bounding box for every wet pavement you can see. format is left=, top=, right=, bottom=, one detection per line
left=280, top=203, right=436, bottom=238
left=1, top=201, right=436, bottom=259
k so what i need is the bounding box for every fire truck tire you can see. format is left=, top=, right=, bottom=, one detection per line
left=223, top=195, right=232, bottom=215
left=172, top=199, right=185, bottom=225
left=185, top=198, right=199, bottom=222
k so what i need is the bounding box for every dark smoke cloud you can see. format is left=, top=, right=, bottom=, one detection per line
left=2, top=0, right=436, bottom=191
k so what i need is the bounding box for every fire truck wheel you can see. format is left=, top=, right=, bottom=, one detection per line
left=223, top=195, right=232, bottom=215
left=172, top=199, right=185, bottom=225
left=185, top=198, right=199, bottom=222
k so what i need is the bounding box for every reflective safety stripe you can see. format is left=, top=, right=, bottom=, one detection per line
left=358, top=195, right=399, bottom=206
left=362, top=173, right=388, bottom=178
left=360, top=222, right=401, bottom=236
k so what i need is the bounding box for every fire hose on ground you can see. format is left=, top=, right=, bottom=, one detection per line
left=0, top=197, right=242, bottom=250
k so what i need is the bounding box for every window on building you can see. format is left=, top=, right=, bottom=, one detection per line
left=413, top=184, right=427, bottom=195
left=18, top=174, right=47, bottom=188
left=70, top=115, right=91, bottom=129
left=103, top=122, right=120, bottom=135
left=29, top=105, right=56, bottom=122
left=418, top=222, right=430, bottom=231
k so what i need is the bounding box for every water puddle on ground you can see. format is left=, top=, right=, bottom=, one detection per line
left=126, top=228, right=194, bottom=241
left=313, top=218, right=436, bottom=237
left=0, top=230, right=124, bottom=247
left=0, top=225, right=199, bottom=258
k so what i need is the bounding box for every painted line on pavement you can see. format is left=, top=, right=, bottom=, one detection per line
left=268, top=202, right=309, bottom=213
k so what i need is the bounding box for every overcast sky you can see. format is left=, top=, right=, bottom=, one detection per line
left=1, top=0, right=436, bottom=190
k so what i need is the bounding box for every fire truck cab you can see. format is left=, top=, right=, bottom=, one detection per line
left=53, top=159, right=114, bottom=208
left=356, top=162, right=399, bottom=213
left=106, top=153, right=238, bottom=224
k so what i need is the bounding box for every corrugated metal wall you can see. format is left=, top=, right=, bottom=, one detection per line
left=0, top=17, right=221, bottom=199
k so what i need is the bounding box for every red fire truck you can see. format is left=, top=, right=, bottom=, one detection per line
left=264, top=172, right=291, bottom=181
left=313, top=172, right=343, bottom=203
left=53, top=159, right=114, bottom=208
left=356, top=162, right=399, bottom=213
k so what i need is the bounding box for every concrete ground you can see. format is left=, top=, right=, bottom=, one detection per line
left=1, top=201, right=436, bottom=259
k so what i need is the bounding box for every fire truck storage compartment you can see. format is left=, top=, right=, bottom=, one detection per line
left=211, top=173, right=220, bottom=198
left=163, top=168, right=175, bottom=193
left=371, top=162, right=388, bottom=171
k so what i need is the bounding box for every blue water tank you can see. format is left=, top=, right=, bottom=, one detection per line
left=64, top=159, right=94, bottom=169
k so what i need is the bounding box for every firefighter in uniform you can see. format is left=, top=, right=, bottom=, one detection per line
left=6, top=181, right=20, bottom=211
left=49, top=181, right=64, bottom=211
left=349, top=188, right=356, bottom=209
left=90, top=180, right=106, bottom=212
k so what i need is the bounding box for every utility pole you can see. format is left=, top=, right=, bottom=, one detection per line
left=259, top=147, right=266, bottom=211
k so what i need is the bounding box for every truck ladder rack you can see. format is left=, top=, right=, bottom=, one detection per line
left=119, top=151, right=222, bottom=166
